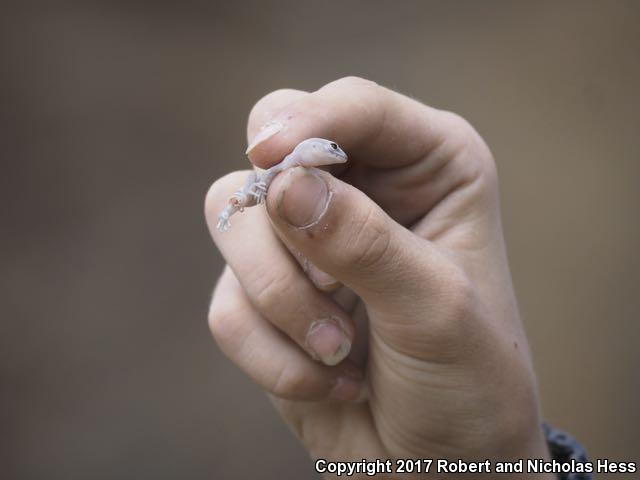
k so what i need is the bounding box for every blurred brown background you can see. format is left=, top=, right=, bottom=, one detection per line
left=2, top=1, right=638, bottom=478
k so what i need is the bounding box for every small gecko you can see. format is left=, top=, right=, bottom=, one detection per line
left=217, top=138, right=347, bottom=231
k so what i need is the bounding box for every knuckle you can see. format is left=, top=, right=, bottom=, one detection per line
left=207, top=301, right=242, bottom=347
left=321, top=77, right=385, bottom=140
left=270, top=362, right=311, bottom=399
left=440, top=111, right=497, bottom=184
left=327, top=77, right=383, bottom=103
left=341, top=205, right=392, bottom=271
left=442, top=110, right=476, bottom=137
left=438, top=111, right=485, bottom=150
left=333, top=75, right=379, bottom=90
left=250, top=266, right=296, bottom=313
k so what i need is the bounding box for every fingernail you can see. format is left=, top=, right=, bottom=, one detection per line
left=330, top=377, right=365, bottom=402
left=306, top=317, right=351, bottom=366
left=330, top=365, right=367, bottom=402
left=245, top=121, right=283, bottom=154
left=277, top=167, right=331, bottom=228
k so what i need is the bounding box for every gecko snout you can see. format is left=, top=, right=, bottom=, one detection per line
left=327, top=141, right=348, bottom=163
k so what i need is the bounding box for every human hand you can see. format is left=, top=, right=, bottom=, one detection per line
left=205, top=77, right=552, bottom=479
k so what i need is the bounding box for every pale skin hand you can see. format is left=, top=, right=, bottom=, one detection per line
left=205, top=77, right=554, bottom=479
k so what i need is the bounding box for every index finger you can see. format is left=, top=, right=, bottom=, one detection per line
left=246, top=76, right=454, bottom=170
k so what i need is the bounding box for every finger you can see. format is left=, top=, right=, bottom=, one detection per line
left=246, top=88, right=308, bottom=144
left=245, top=76, right=460, bottom=169
left=208, top=267, right=365, bottom=402
left=264, top=166, right=459, bottom=313
left=205, top=170, right=355, bottom=366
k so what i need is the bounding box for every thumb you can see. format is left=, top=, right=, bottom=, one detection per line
left=265, top=166, right=452, bottom=313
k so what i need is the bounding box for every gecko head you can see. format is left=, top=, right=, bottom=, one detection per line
left=322, top=139, right=348, bottom=163
left=299, top=138, right=348, bottom=164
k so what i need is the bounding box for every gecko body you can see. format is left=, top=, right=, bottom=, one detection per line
left=217, top=138, right=347, bottom=232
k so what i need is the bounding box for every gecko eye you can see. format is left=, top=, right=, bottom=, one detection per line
left=330, top=142, right=338, bottom=150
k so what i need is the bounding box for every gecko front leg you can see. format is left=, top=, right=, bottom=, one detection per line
left=247, top=178, right=268, bottom=203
